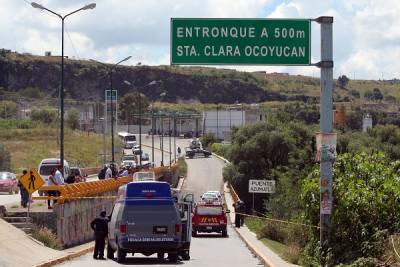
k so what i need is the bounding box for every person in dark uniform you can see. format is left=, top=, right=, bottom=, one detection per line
left=90, top=210, right=109, bottom=260
left=238, top=201, right=246, bottom=226
left=233, top=202, right=241, bottom=228
left=18, top=170, right=29, bottom=208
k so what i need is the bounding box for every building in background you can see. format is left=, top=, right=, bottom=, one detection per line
left=362, top=114, right=373, bottom=132
left=203, top=106, right=266, bottom=140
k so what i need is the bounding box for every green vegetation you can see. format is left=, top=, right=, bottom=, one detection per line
left=0, top=125, right=122, bottom=173
left=0, top=144, right=11, bottom=171
left=65, top=108, right=79, bottom=130
left=216, top=104, right=400, bottom=266
left=31, top=227, right=60, bottom=250
left=177, top=156, right=187, bottom=177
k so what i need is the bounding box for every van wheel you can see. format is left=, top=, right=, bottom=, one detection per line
left=106, top=242, right=115, bottom=259
left=182, top=250, right=190, bottom=260
left=222, top=229, right=228, bottom=237
left=117, top=247, right=126, bottom=263
left=192, top=230, right=197, bottom=237
left=157, top=252, right=164, bottom=260
left=168, top=253, right=178, bottom=263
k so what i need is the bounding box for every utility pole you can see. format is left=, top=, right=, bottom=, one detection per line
left=316, top=16, right=334, bottom=266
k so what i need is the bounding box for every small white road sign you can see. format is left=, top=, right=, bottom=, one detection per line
left=249, top=179, right=275, bottom=194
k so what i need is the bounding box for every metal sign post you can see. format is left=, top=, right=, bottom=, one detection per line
left=316, top=16, right=334, bottom=265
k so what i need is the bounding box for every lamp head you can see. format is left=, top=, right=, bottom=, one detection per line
left=82, top=3, right=96, bottom=10
left=31, top=2, right=45, bottom=9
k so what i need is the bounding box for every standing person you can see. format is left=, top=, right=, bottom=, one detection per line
left=18, top=170, right=29, bottom=208
left=98, top=165, right=107, bottom=180
left=47, top=169, right=58, bottom=209
left=177, top=146, right=181, bottom=157
left=90, top=210, right=109, bottom=260
left=238, top=200, right=246, bottom=226
left=105, top=165, right=112, bottom=179
left=232, top=202, right=241, bottom=228
left=55, top=165, right=65, bottom=184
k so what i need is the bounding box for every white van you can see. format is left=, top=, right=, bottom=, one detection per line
left=133, top=171, right=156, bottom=181
left=38, top=158, right=70, bottom=184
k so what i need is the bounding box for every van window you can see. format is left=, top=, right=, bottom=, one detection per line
left=39, top=165, right=57, bottom=175
left=123, top=205, right=178, bottom=223
left=197, top=206, right=222, bottom=215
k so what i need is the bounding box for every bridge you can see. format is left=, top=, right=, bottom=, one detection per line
left=0, top=135, right=296, bottom=267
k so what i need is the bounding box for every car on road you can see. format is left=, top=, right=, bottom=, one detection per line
left=107, top=181, right=182, bottom=263
left=68, top=167, right=87, bottom=183
left=200, top=192, right=220, bottom=203
left=192, top=201, right=229, bottom=237
left=140, top=153, right=150, bottom=167
left=185, top=148, right=211, bottom=159
left=121, top=154, right=137, bottom=168
left=0, top=172, right=18, bottom=194
left=132, top=144, right=142, bottom=155
left=205, top=190, right=222, bottom=200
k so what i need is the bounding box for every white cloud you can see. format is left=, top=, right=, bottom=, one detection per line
left=0, top=0, right=399, bottom=79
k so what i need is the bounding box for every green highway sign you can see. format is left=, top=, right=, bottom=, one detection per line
left=171, top=18, right=311, bottom=65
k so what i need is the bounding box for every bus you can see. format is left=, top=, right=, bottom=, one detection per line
left=118, top=132, right=137, bottom=148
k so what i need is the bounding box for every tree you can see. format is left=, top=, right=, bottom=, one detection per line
left=30, top=108, right=57, bottom=124
left=337, top=75, right=349, bottom=89
left=372, top=88, right=383, bottom=101
left=0, top=100, right=18, bottom=119
left=349, top=89, right=360, bottom=99
left=66, top=108, right=79, bottom=130
left=0, top=144, right=11, bottom=171
left=119, top=92, right=150, bottom=124
left=364, top=90, right=373, bottom=100
left=301, top=152, right=400, bottom=265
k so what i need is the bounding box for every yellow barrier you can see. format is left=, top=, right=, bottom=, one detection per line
left=33, top=164, right=178, bottom=204
left=34, top=176, right=132, bottom=204
left=228, top=183, right=241, bottom=203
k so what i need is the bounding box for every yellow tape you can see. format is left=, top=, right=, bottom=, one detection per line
left=32, top=196, right=118, bottom=200
left=236, top=212, right=320, bottom=229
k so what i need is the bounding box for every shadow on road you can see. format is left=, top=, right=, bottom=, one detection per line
left=192, top=233, right=227, bottom=238
left=110, top=256, right=185, bottom=265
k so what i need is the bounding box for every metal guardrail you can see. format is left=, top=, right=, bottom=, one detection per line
left=33, top=164, right=179, bottom=204
left=228, top=183, right=241, bottom=203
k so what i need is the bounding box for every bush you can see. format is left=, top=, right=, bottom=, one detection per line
left=200, top=133, right=216, bottom=149
left=210, top=143, right=231, bottom=159
left=177, top=156, right=187, bottom=177
left=258, top=221, right=287, bottom=243
left=66, top=108, right=79, bottom=130
left=30, top=108, right=57, bottom=124
left=0, top=100, right=18, bottom=119
left=31, top=227, right=60, bottom=249
left=0, top=144, right=11, bottom=171
left=0, top=119, right=36, bottom=129
left=301, top=152, right=400, bottom=265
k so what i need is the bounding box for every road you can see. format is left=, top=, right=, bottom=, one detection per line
left=59, top=148, right=261, bottom=266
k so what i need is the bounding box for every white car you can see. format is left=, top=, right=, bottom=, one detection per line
left=200, top=192, right=220, bottom=203
left=121, top=154, right=137, bottom=168
left=132, top=145, right=142, bottom=155
left=205, top=190, right=222, bottom=199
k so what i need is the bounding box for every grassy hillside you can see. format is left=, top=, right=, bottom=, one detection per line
left=0, top=127, right=122, bottom=173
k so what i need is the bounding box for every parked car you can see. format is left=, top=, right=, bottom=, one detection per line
left=192, top=201, right=229, bottom=237
left=38, top=158, right=70, bottom=196
left=67, top=167, right=87, bottom=183
left=0, top=172, right=18, bottom=194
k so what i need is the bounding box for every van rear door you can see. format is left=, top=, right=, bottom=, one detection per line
left=123, top=200, right=181, bottom=242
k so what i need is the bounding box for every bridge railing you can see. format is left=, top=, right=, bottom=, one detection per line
left=228, top=183, right=241, bottom=203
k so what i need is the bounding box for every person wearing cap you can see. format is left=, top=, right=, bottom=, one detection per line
left=90, top=210, right=109, bottom=260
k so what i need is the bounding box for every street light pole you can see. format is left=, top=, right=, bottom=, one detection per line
left=92, top=56, right=132, bottom=164
left=31, top=2, right=96, bottom=173
left=169, top=116, right=171, bottom=166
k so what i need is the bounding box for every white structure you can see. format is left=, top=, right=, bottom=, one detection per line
left=362, top=114, right=373, bottom=132
left=203, top=108, right=265, bottom=140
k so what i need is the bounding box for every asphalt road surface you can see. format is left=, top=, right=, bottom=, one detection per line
left=59, top=152, right=261, bottom=267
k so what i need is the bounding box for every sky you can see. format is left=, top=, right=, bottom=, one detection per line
left=0, top=0, right=399, bottom=80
